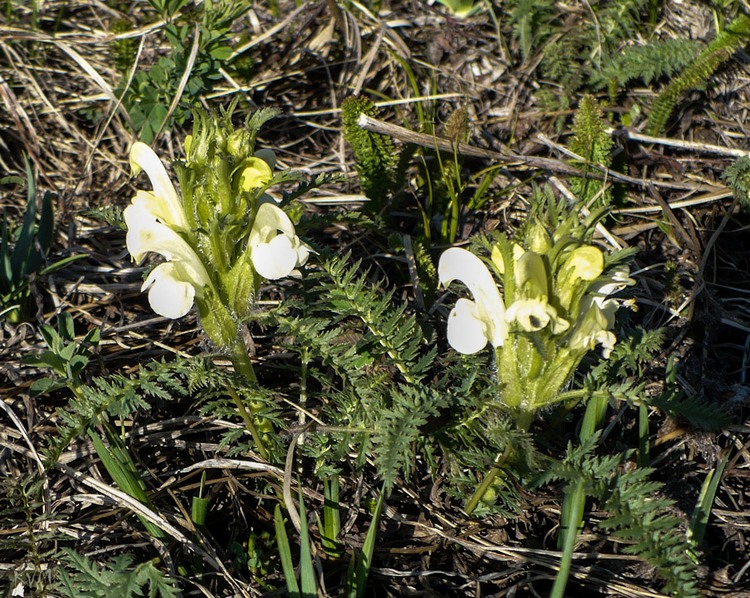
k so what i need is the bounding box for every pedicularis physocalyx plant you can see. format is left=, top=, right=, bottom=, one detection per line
left=438, top=205, right=635, bottom=509
left=125, top=107, right=310, bottom=386
left=440, top=209, right=634, bottom=427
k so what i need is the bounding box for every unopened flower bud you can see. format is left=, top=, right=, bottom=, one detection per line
left=227, top=129, right=252, bottom=159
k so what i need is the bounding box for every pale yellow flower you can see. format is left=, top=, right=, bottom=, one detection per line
left=505, top=299, right=570, bottom=334
left=438, top=247, right=508, bottom=354
left=129, top=142, right=190, bottom=231
left=249, top=203, right=310, bottom=280
left=124, top=203, right=210, bottom=319
left=238, top=155, right=274, bottom=191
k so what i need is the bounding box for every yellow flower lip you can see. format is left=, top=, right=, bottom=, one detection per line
left=238, top=156, right=274, bottom=192
left=505, top=298, right=570, bottom=334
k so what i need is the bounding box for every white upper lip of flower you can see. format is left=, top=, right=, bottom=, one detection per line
left=438, top=247, right=508, bottom=354
left=124, top=202, right=210, bottom=319
left=129, top=142, right=190, bottom=232
left=249, top=203, right=310, bottom=280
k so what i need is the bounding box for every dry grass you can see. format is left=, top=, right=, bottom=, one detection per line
left=1, top=0, right=750, bottom=596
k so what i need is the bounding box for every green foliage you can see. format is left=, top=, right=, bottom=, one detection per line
left=315, top=253, right=437, bottom=386
left=511, top=0, right=556, bottom=62
left=56, top=549, right=179, bottom=598
left=345, top=492, right=384, bottom=598
left=188, top=360, right=283, bottom=461
left=274, top=253, right=443, bottom=490
left=274, top=485, right=383, bottom=598
left=1, top=158, right=54, bottom=322
left=0, top=474, right=57, bottom=596
left=88, top=423, right=165, bottom=539
left=647, top=13, right=750, bottom=134
left=517, top=0, right=650, bottom=101
left=536, top=436, right=700, bottom=597
left=568, top=96, right=614, bottom=207
left=596, top=38, right=701, bottom=91
left=22, top=312, right=100, bottom=396
left=109, top=18, right=138, bottom=75
left=584, top=328, right=731, bottom=431
left=45, top=358, right=192, bottom=463
left=341, top=96, right=399, bottom=209
left=116, top=1, right=253, bottom=142
left=649, top=384, right=731, bottom=431
left=723, top=155, right=750, bottom=209
left=274, top=495, right=317, bottom=598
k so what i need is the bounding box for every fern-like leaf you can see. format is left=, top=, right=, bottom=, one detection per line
left=56, top=550, right=179, bottom=598
left=537, top=438, right=700, bottom=596
left=647, top=13, right=750, bottom=134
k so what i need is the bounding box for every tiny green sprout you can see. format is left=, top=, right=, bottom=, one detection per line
left=434, top=0, right=484, bottom=18
left=22, top=312, right=100, bottom=397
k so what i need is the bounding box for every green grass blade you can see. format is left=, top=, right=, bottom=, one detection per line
left=274, top=503, right=300, bottom=597
left=26, top=190, right=55, bottom=273
left=321, top=475, right=342, bottom=557
left=551, top=479, right=586, bottom=598
left=10, top=156, right=37, bottom=278
left=88, top=425, right=165, bottom=539
left=297, top=488, right=317, bottom=597
left=688, top=453, right=728, bottom=550
left=347, top=492, right=384, bottom=598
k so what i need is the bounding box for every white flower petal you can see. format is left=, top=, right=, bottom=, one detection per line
left=248, top=203, right=310, bottom=278
left=447, top=298, right=491, bottom=354
left=295, top=241, right=311, bottom=267
left=438, top=247, right=507, bottom=348
left=250, top=202, right=296, bottom=244
left=142, top=263, right=197, bottom=319
left=129, top=142, right=189, bottom=231
left=252, top=234, right=298, bottom=279
left=589, top=268, right=635, bottom=308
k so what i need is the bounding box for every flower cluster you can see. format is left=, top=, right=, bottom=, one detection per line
left=439, top=217, right=634, bottom=416
left=124, top=110, right=310, bottom=348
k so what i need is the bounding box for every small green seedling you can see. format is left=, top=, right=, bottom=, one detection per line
left=22, top=312, right=100, bottom=396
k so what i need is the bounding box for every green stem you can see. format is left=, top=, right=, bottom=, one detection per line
left=228, top=337, right=270, bottom=461
left=464, top=444, right=511, bottom=516
left=230, top=339, right=258, bottom=384
left=466, top=346, right=537, bottom=515
left=227, top=387, right=269, bottom=462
